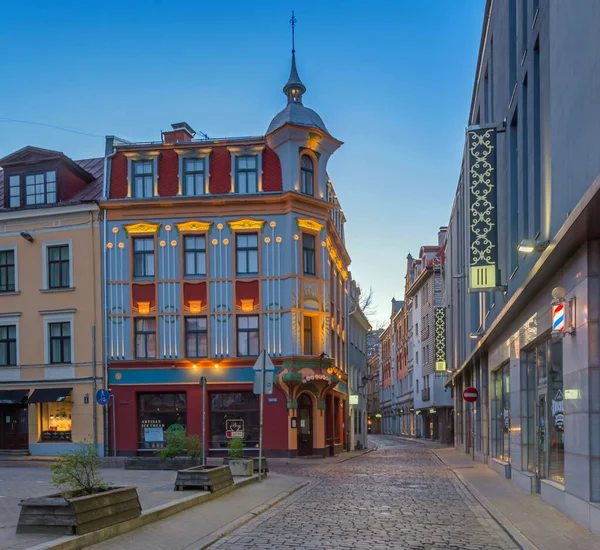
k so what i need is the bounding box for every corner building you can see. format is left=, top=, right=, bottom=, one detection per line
left=104, top=53, right=352, bottom=457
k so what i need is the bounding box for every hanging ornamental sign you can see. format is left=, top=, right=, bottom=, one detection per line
left=468, top=125, right=499, bottom=291
left=434, top=307, right=447, bottom=371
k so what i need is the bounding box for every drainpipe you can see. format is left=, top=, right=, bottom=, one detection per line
left=101, top=138, right=117, bottom=457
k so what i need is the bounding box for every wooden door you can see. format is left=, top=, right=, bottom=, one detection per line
left=296, top=394, right=313, bottom=456
left=0, top=406, right=29, bottom=450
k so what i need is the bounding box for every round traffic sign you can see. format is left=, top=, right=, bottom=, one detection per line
left=96, top=389, right=110, bottom=406
left=463, top=387, right=478, bottom=403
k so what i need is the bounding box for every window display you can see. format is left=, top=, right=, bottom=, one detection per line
left=138, top=393, right=187, bottom=450
left=209, top=392, right=259, bottom=449
left=39, top=400, right=72, bottom=441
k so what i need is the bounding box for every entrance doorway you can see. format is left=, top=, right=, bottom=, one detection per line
left=535, top=392, right=547, bottom=490
left=297, top=393, right=313, bottom=456
left=0, top=406, right=28, bottom=450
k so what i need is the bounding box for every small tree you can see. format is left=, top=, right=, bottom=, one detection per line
left=227, top=437, right=244, bottom=458
left=51, top=440, right=107, bottom=497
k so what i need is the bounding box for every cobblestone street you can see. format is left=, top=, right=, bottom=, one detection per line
left=211, top=436, right=517, bottom=549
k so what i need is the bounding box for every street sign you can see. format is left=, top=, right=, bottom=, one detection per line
left=252, top=350, right=275, bottom=371
left=254, top=370, right=274, bottom=395
left=463, top=387, right=478, bottom=403
left=96, top=389, right=110, bottom=406
left=349, top=394, right=359, bottom=405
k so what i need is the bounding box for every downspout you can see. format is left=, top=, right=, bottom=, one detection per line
left=102, top=139, right=117, bottom=457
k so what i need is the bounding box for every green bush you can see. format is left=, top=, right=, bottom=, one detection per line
left=155, top=432, right=202, bottom=459
left=51, top=440, right=107, bottom=497
left=227, top=437, right=244, bottom=458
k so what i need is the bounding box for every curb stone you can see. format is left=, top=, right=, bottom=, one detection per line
left=429, top=450, right=538, bottom=550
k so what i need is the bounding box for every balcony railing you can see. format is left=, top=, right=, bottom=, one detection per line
left=421, top=388, right=430, bottom=402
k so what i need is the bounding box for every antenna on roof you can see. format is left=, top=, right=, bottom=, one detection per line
left=197, top=130, right=210, bottom=140
left=290, top=10, right=296, bottom=54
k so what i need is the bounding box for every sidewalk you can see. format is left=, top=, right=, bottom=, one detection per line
left=85, top=472, right=306, bottom=550
left=433, top=447, right=600, bottom=550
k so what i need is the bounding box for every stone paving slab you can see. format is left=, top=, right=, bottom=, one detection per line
left=0, top=466, right=185, bottom=550
left=433, top=447, right=600, bottom=550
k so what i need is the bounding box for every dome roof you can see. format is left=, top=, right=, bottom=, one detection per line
left=267, top=102, right=329, bottom=135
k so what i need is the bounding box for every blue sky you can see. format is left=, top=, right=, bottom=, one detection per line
left=0, top=1, right=485, bottom=324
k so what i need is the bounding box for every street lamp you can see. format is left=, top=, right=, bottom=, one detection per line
left=517, top=239, right=550, bottom=254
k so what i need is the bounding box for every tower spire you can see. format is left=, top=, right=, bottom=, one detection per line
left=283, top=11, right=306, bottom=104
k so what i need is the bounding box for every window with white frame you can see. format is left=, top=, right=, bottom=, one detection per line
left=25, top=171, right=57, bottom=206
left=9, top=175, right=20, bottom=208
left=43, top=314, right=74, bottom=365
left=42, top=241, right=72, bottom=291
left=182, top=158, right=205, bottom=196
left=125, top=152, right=159, bottom=198
left=0, top=317, right=18, bottom=367
left=235, top=156, right=258, bottom=194
left=0, top=247, right=17, bottom=293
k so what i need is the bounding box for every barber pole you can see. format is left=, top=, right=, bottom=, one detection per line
left=552, top=301, right=566, bottom=335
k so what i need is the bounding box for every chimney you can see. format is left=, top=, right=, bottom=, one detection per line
left=162, top=122, right=196, bottom=143
left=438, top=226, right=448, bottom=247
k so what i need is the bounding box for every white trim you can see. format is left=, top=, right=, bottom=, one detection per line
left=0, top=315, right=20, bottom=367
left=41, top=240, right=73, bottom=291
left=43, top=313, right=75, bottom=365
left=227, top=146, right=264, bottom=194
left=0, top=202, right=98, bottom=222
left=0, top=245, right=18, bottom=293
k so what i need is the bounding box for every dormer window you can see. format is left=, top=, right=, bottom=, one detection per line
left=132, top=161, right=154, bottom=198
left=25, top=171, right=57, bottom=206
left=235, top=156, right=258, bottom=194
left=301, top=155, right=314, bottom=196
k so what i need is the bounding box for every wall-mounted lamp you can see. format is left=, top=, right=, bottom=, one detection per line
left=192, top=364, right=198, bottom=369
left=20, top=232, right=34, bottom=243
left=240, top=299, right=254, bottom=312
left=214, top=363, right=219, bottom=369
left=469, top=330, right=484, bottom=340
left=138, top=302, right=150, bottom=315
left=518, top=239, right=550, bottom=254
left=189, top=300, right=202, bottom=314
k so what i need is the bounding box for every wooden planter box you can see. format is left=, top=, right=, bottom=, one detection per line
left=223, top=456, right=268, bottom=473
left=228, top=458, right=253, bottom=477
left=125, top=456, right=201, bottom=471
left=17, top=487, right=141, bottom=536
left=174, top=465, right=233, bottom=492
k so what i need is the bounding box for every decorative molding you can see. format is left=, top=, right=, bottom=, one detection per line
left=123, top=151, right=161, bottom=159
left=296, top=217, right=324, bottom=232
left=175, top=220, right=213, bottom=233
left=468, top=126, right=498, bottom=290
left=123, top=222, right=162, bottom=235
left=434, top=307, right=447, bottom=371
left=227, top=218, right=266, bottom=231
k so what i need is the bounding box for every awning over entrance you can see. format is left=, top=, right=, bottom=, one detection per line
left=28, top=388, right=72, bottom=404
left=0, top=390, right=29, bottom=405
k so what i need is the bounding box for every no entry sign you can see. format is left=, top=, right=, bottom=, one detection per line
left=463, top=387, right=478, bottom=403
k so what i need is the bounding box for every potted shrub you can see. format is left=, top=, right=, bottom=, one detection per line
left=125, top=431, right=203, bottom=470
left=226, top=438, right=253, bottom=477
left=17, top=441, right=141, bottom=535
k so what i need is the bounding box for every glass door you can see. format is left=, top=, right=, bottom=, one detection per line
left=535, top=392, right=547, bottom=491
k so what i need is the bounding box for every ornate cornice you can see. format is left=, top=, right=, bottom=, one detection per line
left=227, top=218, right=266, bottom=230
left=123, top=222, right=161, bottom=235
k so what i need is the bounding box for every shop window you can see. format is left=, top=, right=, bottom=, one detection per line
left=522, top=348, right=537, bottom=472
left=491, top=363, right=510, bottom=461
left=209, top=392, right=259, bottom=449
left=138, top=393, right=187, bottom=450
left=548, top=339, right=564, bottom=483
left=39, top=399, right=72, bottom=441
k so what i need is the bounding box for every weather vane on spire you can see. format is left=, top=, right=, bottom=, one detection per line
left=290, top=10, right=296, bottom=53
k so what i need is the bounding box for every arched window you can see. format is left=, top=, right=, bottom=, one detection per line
left=300, top=155, right=314, bottom=196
